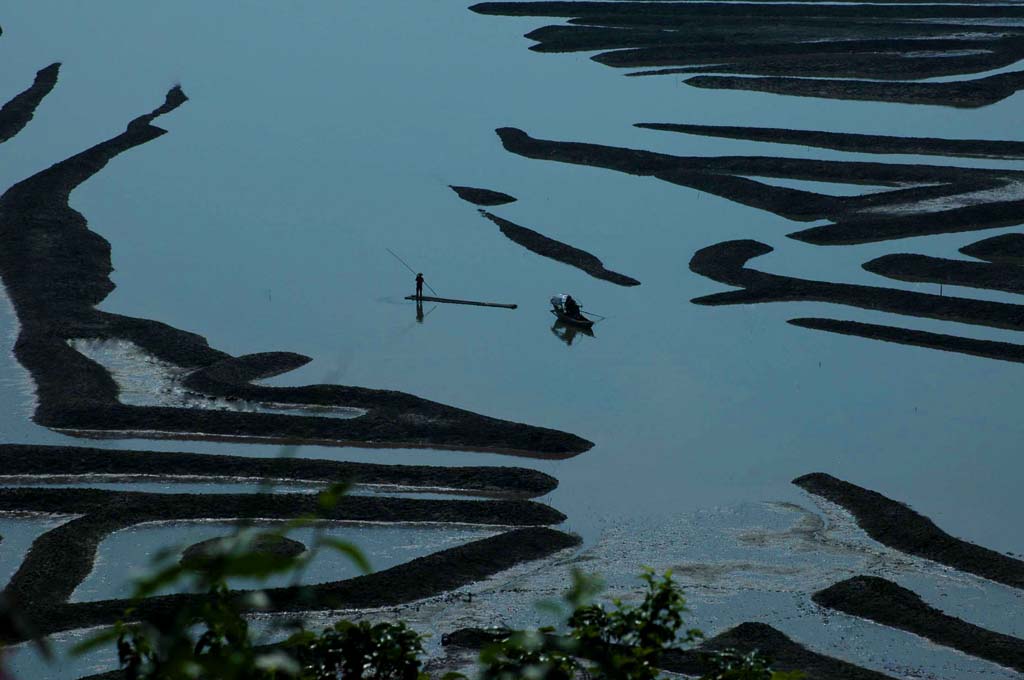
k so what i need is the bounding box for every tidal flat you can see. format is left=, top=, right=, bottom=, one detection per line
left=1, top=1, right=1023, bottom=678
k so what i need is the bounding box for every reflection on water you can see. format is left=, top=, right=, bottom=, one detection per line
left=550, top=319, right=594, bottom=346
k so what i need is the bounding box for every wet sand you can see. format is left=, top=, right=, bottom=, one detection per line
left=794, top=473, right=1024, bottom=589
left=0, top=444, right=559, bottom=498
left=815, top=576, right=1024, bottom=672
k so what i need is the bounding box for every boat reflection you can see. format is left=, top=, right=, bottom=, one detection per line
left=551, top=320, right=595, bottom=346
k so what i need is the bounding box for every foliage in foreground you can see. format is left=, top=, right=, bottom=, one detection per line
left=50, top=483, right=801, bottom=679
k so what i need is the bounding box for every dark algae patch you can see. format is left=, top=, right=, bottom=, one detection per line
left=864, top=253, right=1024, bottom=295
left=449, top=185, right=517, bottom=206
left=794, top=473, right=1024, bottom=589
left=445, top=621, right=894, bottom=679
left=0, top=73, right=591, bottom=458
left=789, top=318, right=1024, bottom=365
left=685, top=71, right=1024, bottom=109
left=497, top=127, right=1024, bottom=243
left=1, top=523, right=579, bottom=643
left=814, top=576, right=1024, bottom=672
left=0, top=444, right=560, bottom=498
left=479, top=209, right=640, bottom=286
left=690, top=240, right=1024, bottom=332
left=0, top=63, right=59, bottom=144
left=181, top=534, right=306, bottom=570
left=470, top=2, right=1024, bottom=106
left=636, top=123, right=1024, bottom=161
left=961, top=233, right=1024, bottom=265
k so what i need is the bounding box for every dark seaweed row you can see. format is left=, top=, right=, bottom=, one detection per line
left=450, top=185, right=517, bottom=206
left=470, top=2, right=1024, bottom=106
left=814, top=576, right=1024, bottom=672
left=0, top=63, right=59, bottom=145
left=1, top=525, right=579, bottom=644
left=789, top=318, right=1024, bottom=365
left=864, top=253, right=1024, bottom=295
left=444, top=621, right=895, bottom=679
left=0, top=444, right=559, bottom=498
left=691, top=240, right=1024, bottom=332
left=637, top=123, right=1024, bottom=161
left=0, top=487, right=565, bottom=610
left=793, top=473, right=1024, bottom=589
left=496, top=126, right=1024, bottom=244
left=961, top=233, right=1024, bottom=265
left=687, top=71, right=1024, bottom=110
left=479, top=210, right=640, bottom=286
left=0, top=74, right=590, bottom=457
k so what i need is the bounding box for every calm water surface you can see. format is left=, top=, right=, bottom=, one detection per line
left=1, top=2, right=1023, bottom=677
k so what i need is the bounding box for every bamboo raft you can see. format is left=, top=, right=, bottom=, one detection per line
left=405, top=295, right=517, bottom=309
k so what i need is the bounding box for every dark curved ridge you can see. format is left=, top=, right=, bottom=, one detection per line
left=0, top=486, right=566, bottom=618
left=181, top=534, right=306, bottom=568
left=2, top=526, right=580, bottom=643
left=450, top=185, right=517, bottom=206
left=691, top=240, right=1024, bottom=333
left=794, top=473, right=1024, bottom=589
left=479, top=210, right=640, bottom=286
left=446, top=621, right=895, bottom=679
left=961, top=233, right=1024, bottom=265
left=791, top=197, right=1024, bottom=246
left=864, top=253, right=1024, bottom=295
left=0, top=86, right=591, bottom=457
left=594, top=38, right=1024, bottom=81
left=636, top=123, right=1024, bottom=161
left=814, top=576, right=1024, bottom=672
left=789, top=318, right=1024, bottom=365
left=0, top=444, right=560, bottom=497
left=0, top=63, right=59, bottom=145
left=686, top=71, right=1024, bottom=109
left=471, top=3, right=1024, bottom=20
left=496, top=126, right=1016, bottom=233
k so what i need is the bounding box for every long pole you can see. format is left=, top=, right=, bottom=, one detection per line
left=386, top=248, right=438, bottom=296
left=581, top=310, right=607, bottom=321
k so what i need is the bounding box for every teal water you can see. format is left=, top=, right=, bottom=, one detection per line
left=1, top=2, right=1023, bottom=678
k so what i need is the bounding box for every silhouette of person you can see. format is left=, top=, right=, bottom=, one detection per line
left=564, top=295, right=580, bottom=318
left=415, top=273, right=425, bottom=300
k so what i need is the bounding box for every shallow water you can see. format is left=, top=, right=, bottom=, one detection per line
left=72, top=521, right=498, bottom=602
left=1, top=1, right=1023, bottom=678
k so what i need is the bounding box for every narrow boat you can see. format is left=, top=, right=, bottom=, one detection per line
left=550, top=294, right=594, bottom=327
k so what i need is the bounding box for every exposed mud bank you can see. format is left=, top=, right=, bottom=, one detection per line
left=789, top=318, right=1024, bottom=364
left=864, top=253, right=1024, bottom=294
left=0, top=445, right=559, bottom=498
left=636, top=123, right=1024, bottom=161
left=471, top=2, right=1024, bottom=106
left=0, top=63, right=59, bottom=144
left=445, top=621, right=894, bottom=679
left=691, top=240, right=1024, bottom=332
left=961, top=233, right=1024, bottom=265
left=686, top=71, right=1024, bottom=109
left=814, top=576, right=1024, bottom=672
left=450, top=185, right=516, bottom=206
left=497, top=127, right=1024, bottom=243
left=794, top=473, right=1024, bottom=589
left=1, top=526, right=579, bottom=643
left=181, top=534, right=306, bottom=569
left=0, top=76, right=590, bottom=458
left=0, top=487, right=564, bottom=609
left=479, top=210, right=639, bottom=286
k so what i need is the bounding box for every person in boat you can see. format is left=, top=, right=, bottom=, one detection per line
left=415, top=272, right=425, bottom=300
left=564, top=295, right=581, bottom=318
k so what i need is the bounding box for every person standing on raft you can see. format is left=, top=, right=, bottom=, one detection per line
left=415, top=273, right=425, bottom=300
